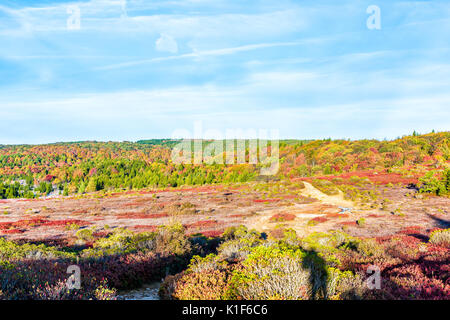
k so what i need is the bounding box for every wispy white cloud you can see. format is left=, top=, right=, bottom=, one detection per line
left=95, top=40, right=313, bottom=70
left=0, top=1, right=307, bottom=37
left=155, top=33, right=178, bottom=53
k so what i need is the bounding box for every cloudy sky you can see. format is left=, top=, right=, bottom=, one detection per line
left=0, top=0, right=449, bottom=144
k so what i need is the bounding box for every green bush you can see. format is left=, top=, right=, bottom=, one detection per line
left=154, top=222, right=192, bottom=256
left=0, top=238, right=75, bottom=260
left=228, top=243, right=342, bottom=300
left=81, top=223, right=192, bottom=258
left=222, top=225, right=261, bottom=241
left=429, top=229, right=450, bottom=248
left=419, top=169, right=449, bottom=196
left=167, top=202, right=197, bottom=215
left=217, top=226, right=263, bottom=262
left=75, top=229, right=94, bottom=242
left=84, top=228, right=155, bottom=257
left=187, top=254, right=225, bottom=273
left=355, top=239, right=385, bottom=258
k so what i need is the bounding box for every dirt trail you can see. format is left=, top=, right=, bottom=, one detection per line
left=246, top=182, right=354, bottom=234
left=300, top=182, right=354, bottom=208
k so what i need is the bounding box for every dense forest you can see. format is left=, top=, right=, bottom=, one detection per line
left=0, top=132, right=449, bottom=199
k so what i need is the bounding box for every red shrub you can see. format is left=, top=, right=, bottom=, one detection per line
left=43, top=174, right=55, bottom=182
left=310, top=216, right=328, bottom=223
left=117, top=212, right=168, bottom=219
left=253, top=199, right=280, bottom=203
left=0, top=222, right=14, bottom=230
left=326, top=213, right=349, bottom=218
left=14, top=218, right=49, bottom=228
left=339, top=221, right=358, bottom=226
left=197, top=230, right=224, bottom=237
left=185, top=220, right=218, bottom=228
left=398, top=225, right=423, bottom=235
left=42, top=219, right=91, bottom=227
left=2, top=228, right=25, bottom=234
left=0, top=218, right=49, bottom=230
left=269, top=213, right=296, bottom=222
left=93, top=231, right=112, bottom=238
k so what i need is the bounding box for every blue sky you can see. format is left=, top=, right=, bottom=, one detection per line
left=0, top=0, right=449, bottom=144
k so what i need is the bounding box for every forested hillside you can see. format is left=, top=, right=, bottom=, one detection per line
left=0, top=132, right=448, bottom=199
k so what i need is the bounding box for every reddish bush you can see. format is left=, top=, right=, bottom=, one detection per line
left=282, top=195, right=298, bottom=200
left=197, top=230, right=224, bottom=238
left=269, top=213, right=296, bottom=222
left=398, top=225, right=423, bottom=235
left=43, top=174, right=55, bottom=182
left=229, top=213, right=249, bottom=218
left=0, top=218, right=49, bottom=231
left=326, top=213, right=349, bottom=218
left=88, top=168, right=98, bottom=176
left=185, top=220, right=218, bottom=228
left=0, top=222, right=14, bottom=230
left=300, top=170, right=419, bottom=186
left=310, top=216, right=328, bottom=223
left=253, top=199, right=280, bottom=203
left=93, top=230, right=112, bottom=238
left=14, top=218, right=49, bottom=228
left=162, top=270, right=231, bottom=300
left=42, top=219, right=91, bottom=227
left=339, top=221, right=358, bottom=226
left=2, top=228, right=25, bottom=234
left=117, top=212, right=169, bottom=219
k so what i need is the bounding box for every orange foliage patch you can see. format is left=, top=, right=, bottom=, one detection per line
left=42, top=219, right=91, bottom=227
left=116, top=212, right=168, bottom=219
left=0, top=218, right=50, bottom=230
left=253, top=199, right=281, bottom=203
left=229, top=213, right=249, bottom=218
left=269, top=213, right=296, bottom=222
left=398, top=225, right=423, bottom=234
left=305, top=170, right=420, bottom=186
left=338, top=221, right=358, bottom=226
left=185, top=220, right=218, bottom=228
left=2, top=229, right=25, bottom=234
left=326, top=213, right=349, bottom=218
left=310, top=216, right=328, bottom=224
